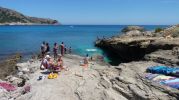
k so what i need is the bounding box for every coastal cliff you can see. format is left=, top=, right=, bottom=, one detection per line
left=0, top=7, right=59, bottom=25
left=95, top=25, right=179, bottom=65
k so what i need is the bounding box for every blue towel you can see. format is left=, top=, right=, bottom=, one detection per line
left=147, top=66, right=179, bottom=77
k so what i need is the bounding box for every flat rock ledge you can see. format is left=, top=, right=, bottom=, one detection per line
left=95, top=25, right=179, bottom=65
left=1, top=55, right=179, bottom=100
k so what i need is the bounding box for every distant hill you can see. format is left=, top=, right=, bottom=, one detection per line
left=0, top=7, right=59, bottom=25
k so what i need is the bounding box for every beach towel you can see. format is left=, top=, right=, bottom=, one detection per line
left=144, top=73, right=159, bottom=80
left=0, top=82, right=16, bottom=92
left=145, top=73, right=174, bottom=83
left=145, top=73, right=179, bottom=89
left=152, top=75, right=174, bottom=82
left=147, top=66, right=179, bottom=77
left=161, top=78, right=179, bottom=89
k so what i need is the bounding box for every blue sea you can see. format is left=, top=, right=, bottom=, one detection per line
left=0, top=25, right=168, bottom=60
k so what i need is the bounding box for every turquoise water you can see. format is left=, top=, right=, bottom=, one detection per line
left=0, top=25, right=168, bottom=60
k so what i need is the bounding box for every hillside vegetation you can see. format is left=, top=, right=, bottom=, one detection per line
left=0, top=7, right=58, bottom=24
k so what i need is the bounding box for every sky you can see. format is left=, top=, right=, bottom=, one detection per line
left=0, top=0, right=179, bottom=25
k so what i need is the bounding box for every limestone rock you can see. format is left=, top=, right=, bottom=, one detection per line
left=122, top=26, right=145, bottom=32
left=5, top=76, right=25, bottom=87
left=125, top=30, right=143, bottom=37
left=145, top=50, right=179, bottom=66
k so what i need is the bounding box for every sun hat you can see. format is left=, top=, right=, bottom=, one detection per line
left=45, top=55, right=51, bottom=59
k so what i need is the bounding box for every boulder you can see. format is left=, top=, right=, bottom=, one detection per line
left=95, top=35, right=179, bottom=63
left=16, top=63, right=30, bottom=73
left=122, top=26, right=145, bottom=32
left=145, top=50, right=179, bottom=66
left=172, top=46, right=179, bottom=57
left=5, top=76, right=25, bottom=87
left=125, top=30, right=143, bottom=37
left=143, top=31, right=153, bottom=37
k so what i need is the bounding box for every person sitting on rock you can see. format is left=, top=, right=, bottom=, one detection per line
left=54, top=54, right=68, bottom=71
left=40, top=55, right=51, bottom=70
left=80, top=54, right=89, bottom=67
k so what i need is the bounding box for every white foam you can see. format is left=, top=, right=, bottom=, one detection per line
left=86, top=49, right=97, bottom=52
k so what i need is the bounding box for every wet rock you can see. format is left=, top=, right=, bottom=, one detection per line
left=0, top=54, right=21, bottom=80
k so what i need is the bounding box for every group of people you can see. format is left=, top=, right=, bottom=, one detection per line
left=40, top=54, right=66, bottom=71
left=39, top=41, right=72, bottom=72
left=40, top=41, right=72, bottom=59
left=39, top=41, right=103, bottom=73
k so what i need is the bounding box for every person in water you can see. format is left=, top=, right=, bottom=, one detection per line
left=60, top=42, right=65, bottom=56
left=41, top=41, right=46, bottom=58
left=45, top=42, right=50, bottom=54
left=53, top=43, right=58, bottom=60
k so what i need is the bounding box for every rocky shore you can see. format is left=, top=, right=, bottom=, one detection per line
left=95, top=25, right=179, bottom=65
left=1, top=54, right=179, bottom=100
left=1, top=25, right=179, bottom=100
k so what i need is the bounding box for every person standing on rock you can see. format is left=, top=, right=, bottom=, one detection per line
left=64, top=47, right=67, bottom=54
left=53, top=43, right=58, bottom=60
left=41, top=41, right=46, bottom=58
left=60, top=42, right=65, bottom=56
left=45, top=42, right=50, bottom=54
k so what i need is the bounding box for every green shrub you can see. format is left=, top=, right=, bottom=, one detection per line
left=155, top=28, right=163, bottom=33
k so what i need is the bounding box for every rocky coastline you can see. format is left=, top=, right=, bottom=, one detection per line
left=1, top=25, right=179, bottom=100
left=95, top=25, right=179, bottom=65
left=0, top=6, right=59, bottom=25
left=0, top=23, right=60, bottom=26
left=1, top=55, right=179, bottom=100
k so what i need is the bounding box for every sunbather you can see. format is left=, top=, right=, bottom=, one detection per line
left=40, top=55, right=51, bottom=70
left=56, top=54, right=68, bottom=71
